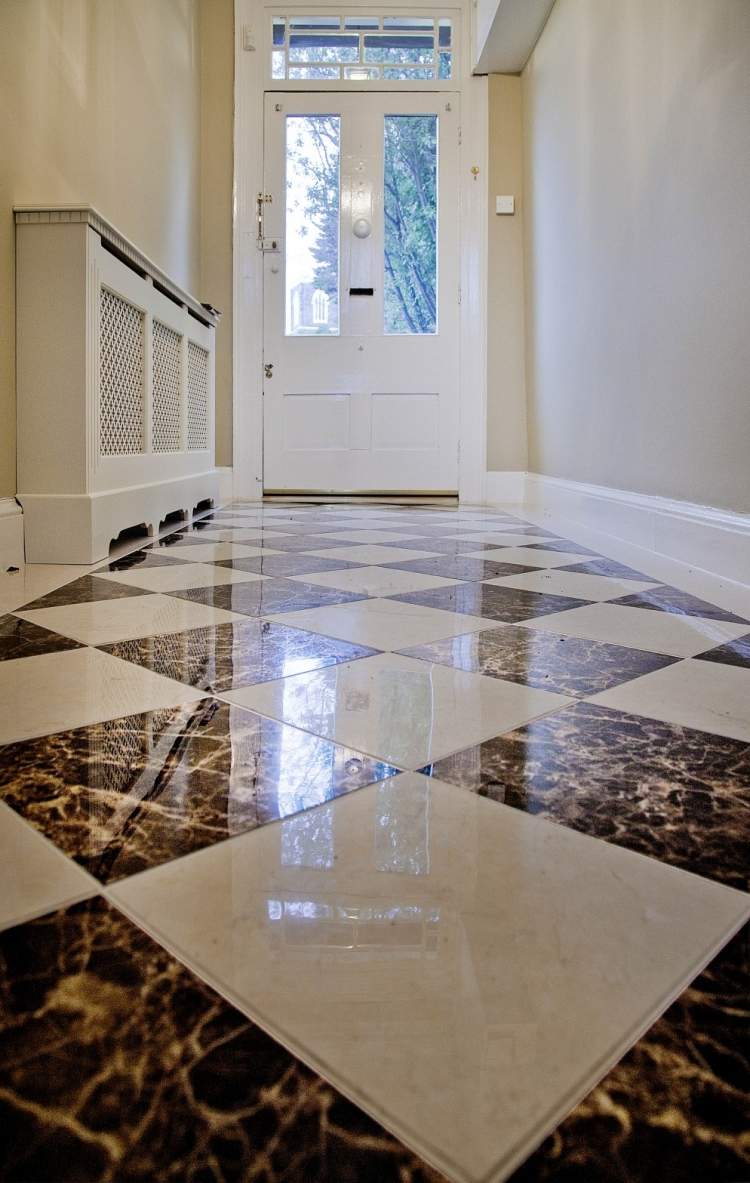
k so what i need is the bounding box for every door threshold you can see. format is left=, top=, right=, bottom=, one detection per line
left=263, top=491, right=459, bottom=507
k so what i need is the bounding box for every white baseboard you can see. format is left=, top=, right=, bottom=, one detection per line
left=0, top=499, right=24, bottom=570
left=522, top=474, right=750, bottom=588
left=482, top=470, right=526, bottom=503
left=216, top=466, right=234, bottom=504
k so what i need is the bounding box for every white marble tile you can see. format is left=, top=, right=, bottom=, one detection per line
left=304, top=544, right=442, bottom=565
left=0, top=564, right=83, bottom=616
left=521, top=602, right=748, bottom=658
left=96, top=563, right=266, bottom=593
left=16, top=593, right=244, bottom=646
left=485, top=569, right=660, bottom=602
left=591, top=657, right=750, bottom=741
left=470, top=546, right=595, bottom=568
left=0, top=647, right=203, bottom=744
left=151, top=541, right=276, bottom=563
left=111, top=772, right=750, bottom=1183
left=287, top=566, right=464, bottom=597
left=267, top=596, right=501, bottom=652
left=0, top=803, right=96, bottom=930
left=223, top=653, right=570, bottom=767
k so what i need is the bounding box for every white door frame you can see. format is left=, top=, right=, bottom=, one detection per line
left=232, top=0, right=487, bottom=503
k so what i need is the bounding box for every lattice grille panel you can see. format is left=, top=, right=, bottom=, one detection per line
left=152, top=320, right=182, bottom=452
left=187, top=341, right=209, bottom=450
left=99, top=288, right=145, bottom=455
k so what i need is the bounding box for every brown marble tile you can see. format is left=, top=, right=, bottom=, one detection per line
left=559, top=558, right=654, bottom=581
left=400, top=626, right=678, bottom=696
left=19, top=575, right=151, bottom=611
left=0, top=699, right=399, bottom=882
left=697, top=631, right=750, bottom=670
left=524, top=538, right=602, bottom=557
left=0, top=615, right=83, bottom=661
left=215, top=553, right=366, bottom=577
left=389, top=583, right=591, bottom=623
left=382, top=556, right=540, bottom=581
left=251, top=534, right=362, bottom=551
left=97, top=549, right=191, bottom=572
left=422, top=700, right=750, bottom=891
left=147, top=531, right=210, bottom=549
left=610, top=584, right=750, bottom=625
left=169, top=578, right=369, bottom=617
left=509, top=924, right=749, bottom=1183
left=101, top=619, right=378, bottom=692
left=376, top=537, right=503, bottom=554
left=0, top=897, right=443, bottom=1183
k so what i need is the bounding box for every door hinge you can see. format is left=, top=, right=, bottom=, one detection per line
left=458, top=125, right=462, bottom=146
left=458, top=285, right=462, bottom=305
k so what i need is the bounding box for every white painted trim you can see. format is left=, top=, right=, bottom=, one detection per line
left=482, top=469, right=525, bottom=503
left=519, top=473, right=750, bottom=588
left=0, top=499, right=24, bottom=570
left=18, top=471, right=222, bottom=565
left=233, top=0, right=483, bottom=501
left=215, top=466, right=236, bottom=504
left=458, top=72, right=488, bottom=503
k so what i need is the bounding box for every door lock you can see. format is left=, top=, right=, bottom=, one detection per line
left=264, top=363, right=274, bottom=379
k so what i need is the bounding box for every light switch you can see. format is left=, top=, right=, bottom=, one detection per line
left=496, top=195, right=515, bottom=215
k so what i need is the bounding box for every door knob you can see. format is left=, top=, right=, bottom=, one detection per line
left=264, top=363, right=274, bottom=378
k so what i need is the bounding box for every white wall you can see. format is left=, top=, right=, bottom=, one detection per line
left=0, top=0, right=236, bottom=497
left=486, top=75, right=527, bottom=472
left=522, top=0, right=750, bottom=514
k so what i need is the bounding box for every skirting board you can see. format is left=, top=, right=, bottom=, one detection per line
left=482, top=471, right=526, bottom=504
left=0, top=499, right=24, bottom=570
left=482, top=471, right=750, bottom=587
left=18, top=471, right=223, bottom=565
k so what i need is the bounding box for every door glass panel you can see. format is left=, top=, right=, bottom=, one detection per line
left=383, top=115, right=437, bottom=335
left=270, top=15, right=452, bottom=82
left=285, top=116, right=341, bottom=336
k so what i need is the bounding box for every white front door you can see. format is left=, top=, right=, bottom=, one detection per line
left=262, top=91, right=460, bottom=494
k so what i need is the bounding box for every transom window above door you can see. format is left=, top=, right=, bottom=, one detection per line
left=270, top=13, right=454, bottom=82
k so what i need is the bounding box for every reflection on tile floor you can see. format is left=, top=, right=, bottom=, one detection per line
left=422, top=701, right=750, bottom=891
left=390, top=582, right=589, bottom=623
left=225, top=652, right=572, bottom=768
left=171, top=577, right=370, bottom=616
left=110, top=774, right=749, bottom=1183
left=102, top=618, right=377, bottom=692
left=1, top=499, right=749, bottom=1182
left=0, top=615, right=82, bottom=661
left=400, top=625, right=678, bottom=697
left=0, top=699, right=398, bottom=882
left=0, top=898, right=442, bottom=1183
left=610, top=583, right=750, bottom=624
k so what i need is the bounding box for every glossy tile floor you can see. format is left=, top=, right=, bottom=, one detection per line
left=1, top=501, right=749, bottom=1183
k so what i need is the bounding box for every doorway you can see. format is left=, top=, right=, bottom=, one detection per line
left=261, top=90, right=460, bottom=494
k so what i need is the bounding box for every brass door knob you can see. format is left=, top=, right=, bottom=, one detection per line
left=264, top=363, right=274, bottom=378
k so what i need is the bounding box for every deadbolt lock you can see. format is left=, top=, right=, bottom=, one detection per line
left=264, top=363, right=274, bottom=378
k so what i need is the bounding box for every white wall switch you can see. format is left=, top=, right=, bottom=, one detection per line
left=242, top=25, right=256, bottom=51
left=496, top=195, right=515, bottom=215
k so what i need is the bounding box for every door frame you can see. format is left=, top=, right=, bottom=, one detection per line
left=232, top=0, right=487, bottom=503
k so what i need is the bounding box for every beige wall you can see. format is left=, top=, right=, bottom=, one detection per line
left=521, top=0, right=750, bottom=513
left=486, top=74, right=527, bottom=472
left=200, top=0, right=234, bottom=468
left=0, top=0, right=235, bottom=497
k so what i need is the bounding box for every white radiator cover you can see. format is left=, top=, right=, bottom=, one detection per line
left=15, top=206, right=222, bottom=564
